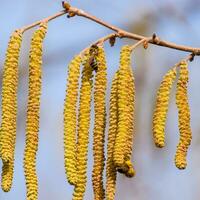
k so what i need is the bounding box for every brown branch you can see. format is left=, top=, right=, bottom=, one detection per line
left=63, top=2, right=200, bottom=56
left=79, top=33, right=117, bottom=56
left=130, top=37, right=152, bottom=51
left=17, top=2, right=200, bottom=56
left=20, top=10, right=67, bottom=33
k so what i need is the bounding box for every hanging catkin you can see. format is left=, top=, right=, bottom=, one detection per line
left=0, top=29, right=23, bottom=192
left=72, top=51, right=93, bottom=200
left=113, top=45, right=135, bottom=175
left=92, top=46, right=107, bottom=200
left=64, top=55, right=82, bottom=185
left=152, top=67, right=177, bottom=148
left=23, top=22, right=47, bottom=200
left=123, top=68, right=135, bottom=178
left=106, top=71, right=118, bottom=200
left=175, top=61, right=192, bottom=170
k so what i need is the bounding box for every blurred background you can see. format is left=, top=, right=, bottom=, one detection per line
left=1, top=0, right=200, bottom=199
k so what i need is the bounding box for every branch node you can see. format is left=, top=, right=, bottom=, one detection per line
left=62, top=1, right=71, bottom=12
left=117, top=31, right=125, bottom=38
left=152, top=33, right=160, bottom=44
left=143, top=40, right=149, bottom=49
left=67, top=12, right=76, bottom=18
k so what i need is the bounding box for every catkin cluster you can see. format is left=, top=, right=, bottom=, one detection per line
left=152, top=60, right=192, bottom=170
left=175, top=61, right=192, bottom=170
left=152, top=67, right=177, bottom=148
left=0, top=29, right=23, bottom=192
left=0, top=16, right=195, bottom=200
left=106, top=45, right=135, bottom=200
left=92, top=46, right=107, bottom=200
left=23, top=22, right=48, bottom=200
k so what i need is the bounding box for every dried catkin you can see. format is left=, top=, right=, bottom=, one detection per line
left=113, top=45, right=135, bottom=175
left=72, top=52, right=93, bottom=200
left=92, top=46, right=107, bottom=200
left=175, top=61, right=192, bottom=170
left=23, top=23, right=47, bottom=200
left=0, top=29, right=23, bottom=192
left=106, top=71, right=119, bottom=200
left=64, top=55, right=82, bottom=185
left=152, top=67, right=177, bottom=148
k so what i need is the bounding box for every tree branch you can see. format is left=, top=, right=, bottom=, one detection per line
left=63, top=2, right=200, bottom=55
left=20, top=10, right=67, bottom=33
left=17, top=2, right=200, bottom=56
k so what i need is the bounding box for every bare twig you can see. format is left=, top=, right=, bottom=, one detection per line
left=17, top=2, right=200, bottom=55
left=174, top=53, right=195, bottom=69
left=130, top=37, right=152, bottom=51
left=79, top=33, right=118, bottom=57
left=20, top=10, right=67, bottom=33
left=63, top=2, right=200, bottom=55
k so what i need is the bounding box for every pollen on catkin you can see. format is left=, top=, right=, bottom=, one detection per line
left=92, top=46, right=107, bottom=200
left=113, top=45, right=135, bottom=176
left=72, top=51, right=94, bottom=200
left=123, top=64, right=136, bottom=178
left=152, top=67, right=177, bottom=148
left=64, top=55, right=82, bottom=185
left=106, top=71, right=118, bottom=200
left=0, top=29, right=23, bottom=192
left=23, top=22, right=47, bottom=200
left=175, top=61, right=192, bottom=170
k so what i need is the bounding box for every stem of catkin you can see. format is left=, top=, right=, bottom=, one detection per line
left=92, top=46, right=107, bottom=200
left=72, top=51, right=94, bottom=200
left=106, top=71, right=119, bottom=200
left=175, top=61, right=192, bottom=170
left=0, top=30, right=23, bottom=192
left=152, top=67, right=177, bottom=148
left=64, top=55, right=82, bottom=185
left=23, top=22, right=47, bottom=200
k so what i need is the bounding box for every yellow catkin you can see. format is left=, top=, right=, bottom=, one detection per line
left=64, top=55, right=82, bottom=185
left=106, top=71, right=118, bottom=200
left=92, top=46, right=107, bottom=200
left=175, top=61, right=192, bottom=170
left=123, top=68, right=135, bottom=178
left=0, top=30, right=23, bottom=192
left=152, top=67, right=177, bottom=148
left=113, top=45, right=135, bottom=176
left=23, top=23, right=47, bottom=200
left=72, top=52, right=93, bottom=200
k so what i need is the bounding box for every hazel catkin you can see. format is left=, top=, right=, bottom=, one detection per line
left=72, top=51, right=94, bottom=200
left=123, top=63, right=136, bottom=178
left=23, top=22, right=47, bottom=200
left=0, top=29, right=23, bottom=192
left=113, top=45, right=135, bottom=176
left=152, top=67, right=177, bottom=148
left=64, top=55, right=82, bottom=185
left=106, top=71, right=118, bottom=200
left=92, top=46, right=107, bottom=200
left=175, top=61, right=192, bottom=170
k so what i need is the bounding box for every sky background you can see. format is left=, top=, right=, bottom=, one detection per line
left=1, top=0, right=200, bottom=200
